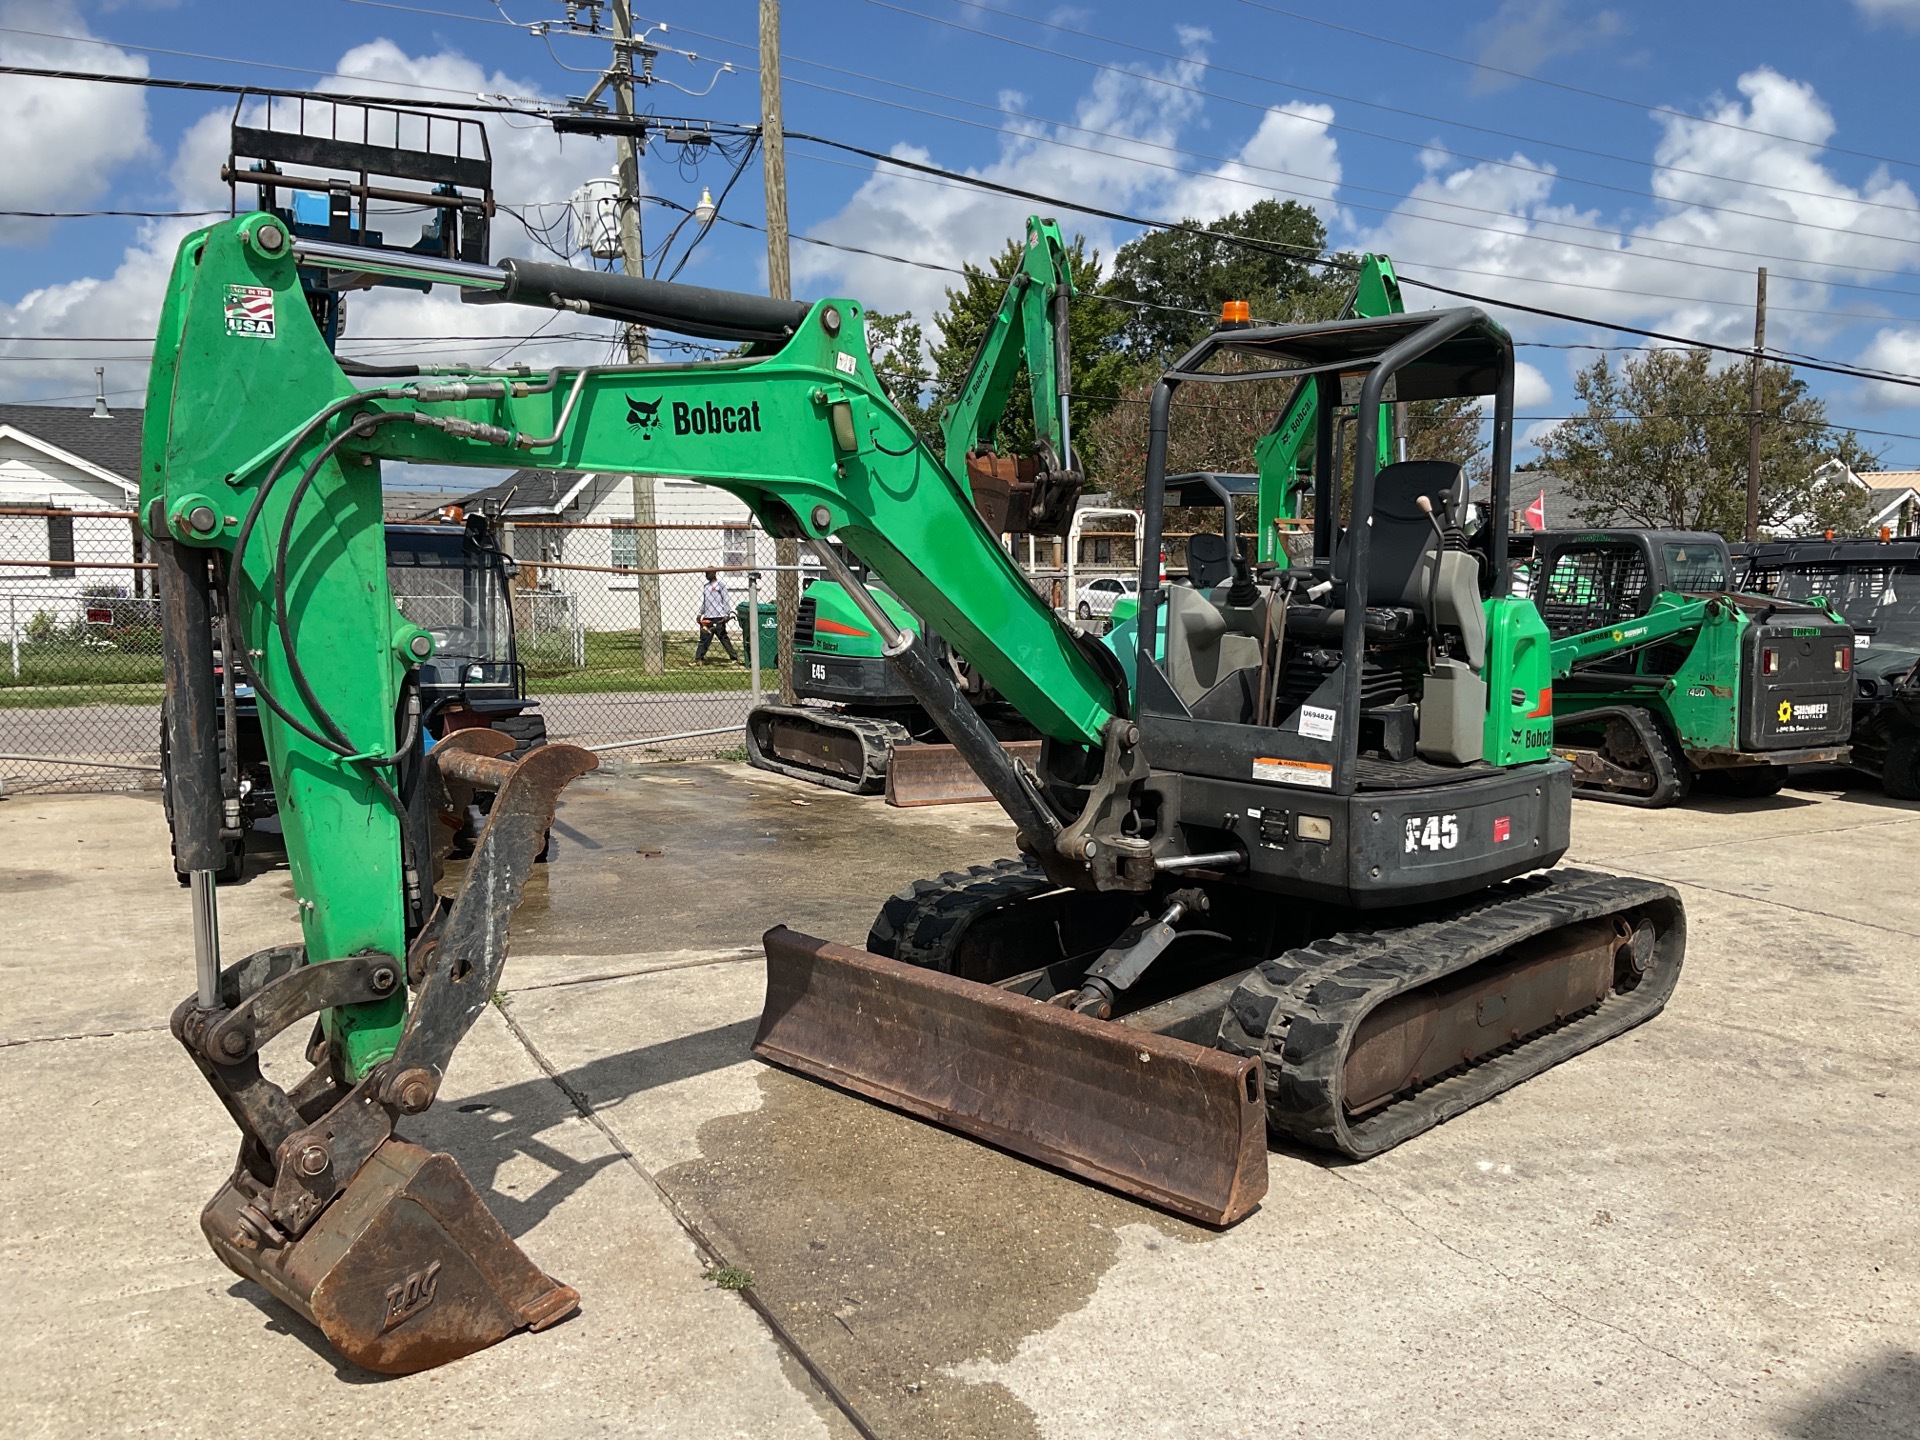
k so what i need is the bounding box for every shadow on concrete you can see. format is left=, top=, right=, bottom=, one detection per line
left=1776, top=1349, right=1920, bottom=1440
left=215, top=1019, right=756, bottom=1380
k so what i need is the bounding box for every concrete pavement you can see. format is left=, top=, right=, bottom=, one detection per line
left=1, top=763, right=1916, bottom=1438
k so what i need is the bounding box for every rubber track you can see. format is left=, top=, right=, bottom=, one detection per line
left=1559, top=705, right=1693, bottom=809
left=1217, top=867, right=1685, bottom=1158
left=865, top=857, right=1050, bottom=969
left=745, top=705, right=910, bottom=795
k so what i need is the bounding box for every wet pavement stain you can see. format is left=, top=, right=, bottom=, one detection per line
left=660, top=1065, right=1218, bottom=1440
left=511, top=762, right=1018, bottom=958
left=0, top=869, right=79, bottom=893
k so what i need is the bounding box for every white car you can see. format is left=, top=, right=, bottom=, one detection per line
left=1075, top=576, right=1139, bottom=620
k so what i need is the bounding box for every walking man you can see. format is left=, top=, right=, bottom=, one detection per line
left=694, top=568, right=740, bottom=662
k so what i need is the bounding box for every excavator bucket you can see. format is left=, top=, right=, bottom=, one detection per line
left=884, top=739, right=1044, bottom=807
left=201, top=1141, right=579, bottom=1375
left=754, top=928, right=1268, bottom=1225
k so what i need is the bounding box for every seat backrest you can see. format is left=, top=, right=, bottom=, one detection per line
left=1186, top=531, right=1231, bottom=590
left=1344, top=460, right=1462, bottom=608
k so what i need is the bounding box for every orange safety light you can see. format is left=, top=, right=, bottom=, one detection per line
left=1882, top=526, right=1893, bottom=542
left=1218, top=299, right=1252, bottom=327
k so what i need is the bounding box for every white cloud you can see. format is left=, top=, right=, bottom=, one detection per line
left=1471, top=0, right=1625, bottom=94
left=1356, top=68, right=1920, bottom=354
left=0, top=40, right=626, bottom=404
left=794, top=36, right=1355, bottom=340
left=793, top=37, right=1216, bottom=322
left=1855, top=0, right=1920, bottom=27
left=1167, top=102, right=1342, bottom=224
left=1852, top=328, right=1920, bottom=409
left=0, top=1, right=153, bottom=245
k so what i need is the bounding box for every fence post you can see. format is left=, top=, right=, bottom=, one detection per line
left=9, top=593, right=17, bottom=679
left=747, top=568, right=763, bottom=708
left=630, top=475, right=665, bottom=675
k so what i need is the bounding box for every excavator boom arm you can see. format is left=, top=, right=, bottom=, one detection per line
left=1253, top=254, right=1403, bottom=564
left=939, top=216, right=1076, bottom=478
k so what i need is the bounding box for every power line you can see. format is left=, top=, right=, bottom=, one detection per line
left=784, top=131, right=1920, bottom=313
left=774, top=131, right=1920, bottom=392
left=0, top=62, right=547, bottom=113
left=838, top=0, right=1920, bottom=220
left=1230, top=0, right=1920, bottom=175
left=658, top=9, right=1920, bottom=249
left=0, top=24, right=552, bottom=107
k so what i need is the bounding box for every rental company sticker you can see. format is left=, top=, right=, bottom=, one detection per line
left=1298, top=705, right=1337, bottom=742
left=1254, top=756, right=1333, bottom=790
left=224, top=284, right=274, bottom=337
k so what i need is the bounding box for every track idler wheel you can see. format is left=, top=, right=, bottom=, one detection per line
left=203, top=1140, right=578, bottom=1375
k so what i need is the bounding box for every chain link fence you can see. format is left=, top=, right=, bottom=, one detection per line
left=0, top=506, right=164, bottom=794
left=1, top=505, right=1165, bottom=792
left=499, top=517, right=782, bottom=758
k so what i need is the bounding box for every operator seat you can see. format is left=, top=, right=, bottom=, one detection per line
left=1186, top=531, right=1232, bottom=590
left=1291, top=460, right=1486, bottom=671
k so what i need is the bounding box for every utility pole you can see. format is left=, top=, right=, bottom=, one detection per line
left=1746, top=265, right=1768, bottom=544
left=611, top=0, right=663, bottom=673
left=761, top=0, right=800, bottom=703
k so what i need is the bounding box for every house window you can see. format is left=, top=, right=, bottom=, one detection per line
left=47, top=512, right=73, bottom=578
left=723, top=526, right=752, bottom=570
left=610, top=525, right=638, bottom=570
left=1092, top=537, right=1113, bottom=565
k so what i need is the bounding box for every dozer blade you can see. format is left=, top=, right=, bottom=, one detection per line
left=884, top=739, right=1044, bottom=807
left=754, top=927, right=1268, bottom=1225
left=203, top=1140, right=578, bottom=1376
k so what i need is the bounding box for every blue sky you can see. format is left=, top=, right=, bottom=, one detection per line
left=7, top=0, right=1920, bottom=472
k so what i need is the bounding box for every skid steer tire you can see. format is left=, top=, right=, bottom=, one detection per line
left=491, top=710, right=548, bottom=755
left=1885, top=731, right=1920, bottom=801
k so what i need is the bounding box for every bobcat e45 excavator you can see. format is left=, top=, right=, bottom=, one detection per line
left=148, top=212, right=1686, bottom=1375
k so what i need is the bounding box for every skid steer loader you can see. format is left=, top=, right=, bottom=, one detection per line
left=147, top=210, right=1686, bottom=1374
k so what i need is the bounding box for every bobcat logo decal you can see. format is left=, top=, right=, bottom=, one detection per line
left=627, top=395, right=663, bottom=438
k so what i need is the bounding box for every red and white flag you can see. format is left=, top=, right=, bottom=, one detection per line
left=1522, top=489, right=1547, bottom=531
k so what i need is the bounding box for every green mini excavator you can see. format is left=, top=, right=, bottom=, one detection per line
left=743, top=216, right=1080, bottom=801
left=147, top=213, right=1686, bottom=1375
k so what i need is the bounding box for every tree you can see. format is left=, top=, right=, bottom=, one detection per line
left=923, top=232, right=1134, bottom=476
left=1106, top=199, right=1343, bottom=362
left=1537, top=348, right=1880, bottom=537
left=864, top=310, right=937, bottom=442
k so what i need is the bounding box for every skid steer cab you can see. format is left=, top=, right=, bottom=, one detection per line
left=1520, top=528, right=1853, bottom=805
left=160, top=509, right=544, bottom=883
left=1739, top=536, right=1920, bottom=798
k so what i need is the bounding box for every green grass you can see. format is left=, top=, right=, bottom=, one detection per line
left=523, top=629, right=772, bottom=695
left=0, top=642, right=166, bottom=707
left=0, top=627, right=778, bottom=707
left=704, top=1265, right=754, bottom=1291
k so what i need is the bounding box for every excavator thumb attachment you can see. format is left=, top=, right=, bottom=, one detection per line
left=754, top=928, right=1268, bottom=1225
left=202, top=1140, right=578, bottom=1375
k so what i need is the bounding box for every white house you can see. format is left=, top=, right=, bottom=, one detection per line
left=1806, top=460, right=1920, bottom=536
left=457, top=468, right=774, bottom=635
left=0, top=399, right=147, bottom=637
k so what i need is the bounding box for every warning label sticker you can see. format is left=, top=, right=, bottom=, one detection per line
left=224, top=284, right=275, bottom=338
left=1298, top=704, right=1336, bottom=742
left=1253, top=756, right=1333, bottom=790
